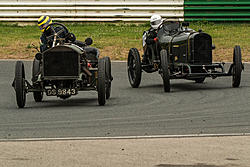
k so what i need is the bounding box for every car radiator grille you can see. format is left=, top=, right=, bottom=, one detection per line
left=43, top=51, right=79, bottom=77
left=193, top=34, right=212, bottom=64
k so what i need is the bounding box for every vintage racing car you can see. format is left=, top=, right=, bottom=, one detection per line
left=12, top=22, right=112, bottom=108
left=128, top=21, right=243, bottom=92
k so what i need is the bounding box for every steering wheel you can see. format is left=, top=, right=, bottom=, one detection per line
left=158, top=20, right=180, bottom=35
left=43, top=22, right=69, bottom=47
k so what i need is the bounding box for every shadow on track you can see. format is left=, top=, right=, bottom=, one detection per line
left=132, top=81, right=235, bottom=93
left=24, top=97, right=116, bottom=109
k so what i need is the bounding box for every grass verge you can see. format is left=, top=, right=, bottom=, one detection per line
left=0, top=22, right=249, bottom=61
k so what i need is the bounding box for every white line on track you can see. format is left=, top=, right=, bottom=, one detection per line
left=0, top=133, right=250, bottom=142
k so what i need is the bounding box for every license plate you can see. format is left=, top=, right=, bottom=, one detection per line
left=46, top=88, right=77, bottom=96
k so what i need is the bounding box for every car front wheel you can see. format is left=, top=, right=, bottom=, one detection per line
left=104, top=56, right=112, bottom=99
left=14, top=61, right=26, bottom=108
left=97, top=58, right=106, bottom=106
left=127, top=48, right=142, bottom=88
left=160, top=49, right=170, bottom=92
left=232, top=45, right=242, bottom=88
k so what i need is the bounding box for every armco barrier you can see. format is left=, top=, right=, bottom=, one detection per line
left=0, top=0, right=184, bottom=22
left=184, top=0, right=250, bottom=21
left=0, top=0, right=249, bottom=22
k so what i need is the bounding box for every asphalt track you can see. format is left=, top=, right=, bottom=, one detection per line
left=0, top=61, right=250, bottom=139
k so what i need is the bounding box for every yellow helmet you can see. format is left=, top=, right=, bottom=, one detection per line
left=38, top=15, right=52, bottom=32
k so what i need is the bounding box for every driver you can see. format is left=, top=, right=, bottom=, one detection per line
left=33, top=16, right=95, bottom=82
left=38, top=15, right=60, bottom=52
left=38, top=15, right=87, bottom=52
left=142, top=14, right=163, bottom=64
left=38, top=15, right=76, bottom=52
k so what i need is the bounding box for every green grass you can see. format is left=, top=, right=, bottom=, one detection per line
left=0, top=22, right=249, bottom=61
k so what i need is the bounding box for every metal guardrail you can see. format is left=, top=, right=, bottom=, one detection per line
left=1, top=0, right=248, bottom=22
left=0, top=0, right=184, bottom=22
left=184, top=0, right=250, bottom=21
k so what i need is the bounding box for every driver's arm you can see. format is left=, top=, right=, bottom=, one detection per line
left=40, top=34, right=48, bottom=52
left=40, top=34, right=47, bottom=45
left=146, top=30, right=157, bottom=45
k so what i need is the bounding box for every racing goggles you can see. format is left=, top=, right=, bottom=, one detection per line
left=151, top=19, right=162, bottom=25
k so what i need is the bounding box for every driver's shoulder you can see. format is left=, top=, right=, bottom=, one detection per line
left=143, top=28, right=154, bottom=35
left=42, top=29, right=52, bottom=37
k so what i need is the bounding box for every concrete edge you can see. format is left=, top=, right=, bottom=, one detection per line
left=1, top=133, right=250, bottom=143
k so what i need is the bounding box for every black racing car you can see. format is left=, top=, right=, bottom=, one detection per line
left=128, top=21, right=243, bottom=92
left=12, top=22, right=112, bottom=108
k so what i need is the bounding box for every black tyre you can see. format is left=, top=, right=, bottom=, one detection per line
left=14, top=61, right=26, bottom=108
left=195, top=77, right=205, bottom=83
left=104, top=56, right=112, bottom=99
left=32, top=58, right=40, bottom=80
left=97, top=58, right=106, bottom=106
left=127, top=48, right=142, bottom=88
left=32, top=59, right=43, bottom=102
left=160, top=49, right=170, bottom=92
left=232, top=45, right=242, bottom=88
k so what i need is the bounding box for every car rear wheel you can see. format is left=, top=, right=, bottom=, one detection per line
left=160, top=49, right=170, bottom=92
left=127, top=48, right=142, bottom=88
left=195, top=77, right=205, bottom=83
left=32, top=59, right=43, bottom=102
left=14, top=61, right=26, bottom=108
left=32, top=58, right=40, bottom=81
left=232, top=45, right=242, bottom=88
left=33, top=91, right=43, bottom=102
left=97, top=58, right=106, bottom=106
left=104, top=56, right=112, bottom=99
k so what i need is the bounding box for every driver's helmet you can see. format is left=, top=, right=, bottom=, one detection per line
left=150, top=14, right=163, bottom=30
left=38, top=15, right=52, bottom=32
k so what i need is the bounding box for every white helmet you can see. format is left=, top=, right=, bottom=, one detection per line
left=150, top=14, right=163, bottom=29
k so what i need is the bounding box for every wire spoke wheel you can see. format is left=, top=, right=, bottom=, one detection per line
left=104, top=56, right=112, bottom=99
left=97, top=58, right=106, bottom=106
left=32, top=59, right=43, bottom=102
left=160, top=49, right=170, bottom=92
left=127, top=48, right=142, bottom=88
left=232, top=45, right=242, bottom=88
left=14, top=61, right=26, bottom=108
left=195, top=77, right=205, bottom=83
